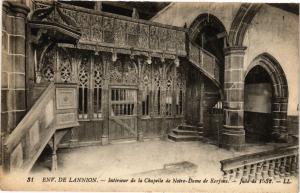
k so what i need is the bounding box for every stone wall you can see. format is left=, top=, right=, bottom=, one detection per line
left=151, top=2, right=241, bottom=32
left=243, top=4, right=299, bottom=116
left=1, top=1, right=29, bottom=164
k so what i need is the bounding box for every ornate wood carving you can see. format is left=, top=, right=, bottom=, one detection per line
left=123, top=57, right=138, bottom=84
left=94, top=56, right=104, bottom=88
left=28, top=2, right=81, bottom=45
left=33, top=1, right=187, bottom=58
left=110, top=59, right=123, bottom=84
left=56, top=88, right=77, bottom=109
left=41, top=46, right=56, bottom=82
left=78, top=54, right=90, bottom=88
left=58, top=48, right=73, bottom=83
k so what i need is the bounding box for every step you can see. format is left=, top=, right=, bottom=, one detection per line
left=173, top=128, right=203, bottom=136
left=178, top=125, right=203, bottom=131
left=168, top=133, right=203, bottom=142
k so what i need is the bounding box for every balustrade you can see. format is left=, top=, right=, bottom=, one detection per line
left=188, top=42, right=221, bottom=84
left=220, top=146, right=298, bottom=181
left=3, top=83, right=78, bottom=173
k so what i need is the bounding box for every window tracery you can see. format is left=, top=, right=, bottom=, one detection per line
left=93, top=55, right=104, bottom=118
left=110, top=59, right=122, bottom=84
left=78, top=54, right=90, bottom=119
left=59, top=48, right=73, bottom=83
left=176, top=66, right=186, bottom=115
left=123, top=58, right=138, bottom=84
left=152, top=60, right=163, bottom=116
left=41, top=47, right=56, bottom=82
left=141, top=62, right=151, bottom=116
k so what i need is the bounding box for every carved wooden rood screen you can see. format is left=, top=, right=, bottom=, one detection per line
left=39, top=44, right=187, bottom=142
left=6, top=0, right=225, bottom=173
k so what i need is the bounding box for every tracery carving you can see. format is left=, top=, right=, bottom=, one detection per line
left=78, top=54, right=89, bottom=87
left=176, top=66, right=186, bottom=90
left=138, top=24, right=149, bottom=49
left=90, top=15, right=103, bottom=42
left=115, top=19, right=127, bottom=46
left=41, top=47, right=56, bottom=82
left=31, top=2, right=187, bottom=57
left=141, top=61, right=151, bottom=89
left=127, top=22, right=139, bottom=47
left=123, top=58, right=138, bottom=84
left=94, top=56, right=104, bottom=87
left=149, top=26, right=159, bottom=50
left=58, top=48, right=72, bottom=83
left=110, top=59, right=122, bottom=83
left=103, top=17, right=114, bottom=43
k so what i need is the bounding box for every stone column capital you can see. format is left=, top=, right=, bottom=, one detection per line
left=3, top=1, right=30, bottom=18
left=224, top=46, right=247, bottom=56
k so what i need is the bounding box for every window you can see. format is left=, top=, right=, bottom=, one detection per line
left=78, top=56, right=89, bottom=119
left=142, top=93, right=149, bottom=116
left=141, top=74, right=150, bottom=116
left=176, top=90, right=183, bottom=115
left=111, top=88, right=136, bottom=116
left=176, top=67, right=186, bottom=115
left=165, top=78, right=173, bottom=116
left=93, top=56, right=104, bottom=118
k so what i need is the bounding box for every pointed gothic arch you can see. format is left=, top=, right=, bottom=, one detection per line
left=189, top=13, right=228, bottom=44
left=228, top=3, right=262, bottom=47
left=245, top=53, right=289, bottom=141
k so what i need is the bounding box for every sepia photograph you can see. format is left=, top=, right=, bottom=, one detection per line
left=0, top=0, right=299, bottom=192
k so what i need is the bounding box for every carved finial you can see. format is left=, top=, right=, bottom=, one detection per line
left=112, top=52, right=117, bottom=62
left=94, top=2, right=102, bottom=11
left=146, top=56, right=152, bottom=65
left=175, top=57, right=180, bottom=67
left=132, top=8, right=139, bottom=19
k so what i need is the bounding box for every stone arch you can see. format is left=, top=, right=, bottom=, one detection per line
left=245, top=53, right=289, bottom=141
left=245, top=53, right=288, bottom=99
left=228, top=3, right=262, bottom=47
left=188, top=13, right=228, bottom=43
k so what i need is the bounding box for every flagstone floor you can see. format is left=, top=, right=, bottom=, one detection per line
left=32, top=139, right=284, bottom=178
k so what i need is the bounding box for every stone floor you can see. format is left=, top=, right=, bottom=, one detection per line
left=32, top=139, right=285, bottom=178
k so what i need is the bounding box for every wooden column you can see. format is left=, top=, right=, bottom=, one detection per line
left=51, top=135, right=58, bottom=171
left=101, top=54, right=110, bottom=145
left=137, top=57, right=144, bottom=141
left=198, top=74, right=204, bottom=131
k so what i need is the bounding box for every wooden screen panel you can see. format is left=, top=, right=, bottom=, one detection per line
left=110, top=88, right=137, bottom=116
left=77, top=121, right=103, bottom=142
left=109, top=88, right=138, bottom=140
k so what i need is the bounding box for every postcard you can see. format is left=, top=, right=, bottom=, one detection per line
left=0, top=1, right=298, bottom=192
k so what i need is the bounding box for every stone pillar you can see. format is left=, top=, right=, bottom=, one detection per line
left=1, top=2, right=29, bottom=164
left=221, top=47, right=246, bottom=150
left=272, top=97, right=288, bottom=142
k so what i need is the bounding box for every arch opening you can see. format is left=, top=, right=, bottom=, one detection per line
left=244, top=66, right=273, bottom=143
left=244, top=54, right=289, bottom=143
left=189, top=13, right=227, bottom=86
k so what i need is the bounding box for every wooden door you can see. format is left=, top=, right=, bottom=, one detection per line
left=109, top=87, right=138, bottom=140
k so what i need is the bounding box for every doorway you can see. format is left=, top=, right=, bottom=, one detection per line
left=244, top=66, right=273, bottom=143
left=108, top=86, right=138, bottom=140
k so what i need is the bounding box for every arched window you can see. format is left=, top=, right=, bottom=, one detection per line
left=93, top=55, right=104, bottom=118
left=78, top=54, right=90, bottom=119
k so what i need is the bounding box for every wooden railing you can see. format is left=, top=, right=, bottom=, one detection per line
left=188, top=42, right=221, bottom=84
left=3, top=83, right=56, bottom=172
left=220, top=145, right=298, bottom=181
left=3, top=83, right=79, bottom=173
left=32, top=1, right=187, bottom=59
